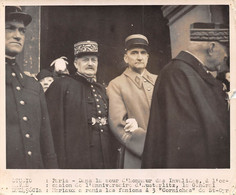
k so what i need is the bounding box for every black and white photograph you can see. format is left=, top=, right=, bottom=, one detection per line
left=0, top=0, right=236, bottom=194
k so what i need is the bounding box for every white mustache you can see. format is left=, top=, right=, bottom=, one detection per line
left=86, top=66, right=95, bottom=70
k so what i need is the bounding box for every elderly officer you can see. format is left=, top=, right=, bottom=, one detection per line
left=46, top=41, right=117, bottom=169
left=5, top=6, right=58, bottom=169
left=107, top=34, right=157, bottom=168
left=142, top=23, right=230, bottom=168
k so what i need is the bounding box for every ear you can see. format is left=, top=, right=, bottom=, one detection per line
left=124, top=54, right=128, bottom=64
left=208, top=42, right=216, bottom=56
left=74, top=58, right=78, bottom=68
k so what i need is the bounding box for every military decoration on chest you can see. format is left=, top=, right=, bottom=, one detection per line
left=90, top=84, right=108, bottom=126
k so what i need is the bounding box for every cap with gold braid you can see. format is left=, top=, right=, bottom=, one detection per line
left=74, top=40, right=98, bottom=57
left=190, top=22, right=229, bottom=44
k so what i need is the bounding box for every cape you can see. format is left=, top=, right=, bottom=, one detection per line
left=46, top=74, right=117, bottom=168
left=142, top=51, right=230, bottom=168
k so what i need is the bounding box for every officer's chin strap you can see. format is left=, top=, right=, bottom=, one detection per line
left=6, top=55, right=16, bottom=60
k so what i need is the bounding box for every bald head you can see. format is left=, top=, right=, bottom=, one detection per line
left=187, top=41, right=229, bottom=73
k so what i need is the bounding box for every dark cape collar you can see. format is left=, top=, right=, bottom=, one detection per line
left=174, top=51, right=223, bottom=88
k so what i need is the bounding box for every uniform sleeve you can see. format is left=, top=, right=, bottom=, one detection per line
left=107, top=80, right=146, bottom=157
left=45, top=79, right=67, bottom=168
left=39, top=86, right=58, bottom=168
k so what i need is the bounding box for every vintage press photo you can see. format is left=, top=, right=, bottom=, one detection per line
left=0, top=0, right=236, bottom=194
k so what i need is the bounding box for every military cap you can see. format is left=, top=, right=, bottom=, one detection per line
left=6, top=6, right=32, bottom=26
left=74, top=40, right=98, bottom=57
left=36, top=69, right=53, bottom=81
left=125, top=34, right=149, bottom=51
left=190, top=22, right=229, bottom=44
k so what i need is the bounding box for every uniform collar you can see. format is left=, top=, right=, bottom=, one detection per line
left=124, top=68, right=155, bottom=88
left=142, top=69, right=155, bottom=85
left=6, top=58, right=25, bottom=87
left=76, top=72, right=97, bottom=83
left=5, top=56, right=16, bottom=66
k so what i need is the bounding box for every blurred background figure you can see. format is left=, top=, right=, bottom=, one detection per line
left=217, top=71, right=230, bottom=92
left=36, top=69, right=54, bottom=92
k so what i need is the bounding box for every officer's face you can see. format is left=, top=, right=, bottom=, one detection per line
left=124, top=48, right=149, bottom=74
left=207, top=42, right=229, bottom=72
left=74, top=55, right=98, bottom=77
left=39, top=77, right=54, bottom=92
left=5, top=20, right=26, bottom=57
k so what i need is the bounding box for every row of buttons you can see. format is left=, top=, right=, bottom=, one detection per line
left=143, top=79, right=152, bottom=91
left=91, top=85, right=103, bottom=115
left=12, top=71, right=32, bottom=157
left=91, top=85, right=106, bottom=132
left=12, top=72, right=22, bottom=91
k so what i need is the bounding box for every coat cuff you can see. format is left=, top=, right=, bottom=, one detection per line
left=125, top=128, right=146, bottom=157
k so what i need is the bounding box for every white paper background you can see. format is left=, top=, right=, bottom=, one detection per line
left=0, top=0, right=235, bottom=194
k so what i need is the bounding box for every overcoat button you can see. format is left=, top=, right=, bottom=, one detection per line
left=20, top=100, right=25, bottom=105
left=25, top=134, right=30, bottom=138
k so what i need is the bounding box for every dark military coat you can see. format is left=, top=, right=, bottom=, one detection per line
left=6, top=59, right=58, bottom=169
left=45, top=74, right=117, bottom=169
left=142, top=51, right=230, bottom=168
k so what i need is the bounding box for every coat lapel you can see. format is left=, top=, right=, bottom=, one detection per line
left=124, top=68, right=156, bottom=89
left=124, top=68, right=143, bottom=89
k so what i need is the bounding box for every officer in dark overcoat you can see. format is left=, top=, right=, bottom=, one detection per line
left=46, top=41, right=118, bottom=169
left=142, top=23, right=230, bottom=168
left=6, top=6, right=58, bottom=169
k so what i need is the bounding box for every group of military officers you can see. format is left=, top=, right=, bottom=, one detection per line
left=6, top=6, right=230, bottom=169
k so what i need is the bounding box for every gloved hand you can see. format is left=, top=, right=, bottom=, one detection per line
left=124, top=118, right=138, bottom=133
left=50, top=56, right=69, bottom=74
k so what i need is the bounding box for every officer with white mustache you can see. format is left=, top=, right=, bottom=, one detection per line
left=46, top=41, right=118, bottom=169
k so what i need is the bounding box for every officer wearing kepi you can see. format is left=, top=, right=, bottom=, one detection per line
left=5, top=6, right=58, bottom=168
left=107, top=34, right=157, bottom=168
left=46, top=40, right=117, bottom=169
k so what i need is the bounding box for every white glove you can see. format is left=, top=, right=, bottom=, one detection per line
left=124, top=118, right=138, bottom=133
left=50, top=56, right=69, bottom=72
